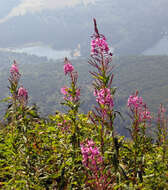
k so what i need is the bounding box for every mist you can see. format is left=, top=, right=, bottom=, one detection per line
left=0, top=0, right=168, bottom=57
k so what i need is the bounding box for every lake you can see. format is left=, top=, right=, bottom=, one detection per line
left=0, top=44, right=76, bottom=60
left=12, top=45, right=72, bottom=60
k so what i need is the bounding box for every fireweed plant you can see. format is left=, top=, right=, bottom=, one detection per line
left=0, top=19, right=168, bottom=189
left=126, top=91, right=153, bottom=185
left=89, top=19, right=117, bottom=155
left=59, top=57, right=87, bottom=188
left=0, top=61, right=48, bottom=189
left=61, top=57, right=81, bottom=148
left=85, top=18, right=123, bottom=188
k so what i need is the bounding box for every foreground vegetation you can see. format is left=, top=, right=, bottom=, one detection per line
left=0, top=19, right=168, bottom=189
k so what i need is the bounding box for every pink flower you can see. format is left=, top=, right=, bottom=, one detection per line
left=10, top=60, right=19, bottom=74
left=18, top=86, right=28, bottom=105
left=94, top=88, right=113, bottom=108
left=64, top=58, right=74, bottom=75
left=87, top=140, right=94, bottom=147
left=18, top=87, right=27, bottom=97
left=128, top=92, right=151, bottom=123
left=138, top=109, right=152, bottom=122
left=91, top=19, right=112, bottom=57
left=9, top=60, right=20, bottom=83
left=64, top=63, right=74, bottom=75
left=80, top=139, right=102, bottom=168
left=61, top=86, right=80, bottom=102
left=142, top=110, right=152, bottom=120
left=60, top=86, right=68, bottom=95
left=127, top=94, right=143, bottom=109
left=91, top=35, right=110, bottom=55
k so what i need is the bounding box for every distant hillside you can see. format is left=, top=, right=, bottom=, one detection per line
left=0, top=52, right=168, bottom=117
left=1, top=52, right=168, bottom=136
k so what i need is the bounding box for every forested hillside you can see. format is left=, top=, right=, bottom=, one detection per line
left=0, top=51, right=168, bottom=120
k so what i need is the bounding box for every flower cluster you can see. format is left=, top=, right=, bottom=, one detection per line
left=91, top=18, right=111, bottom=56
left=127, top=94, right=143, bottom=109
left=128, top=93, right=151, bottom=122
left=94, top=88, right=114, bottom=108
left=91, top=36, right=109, bottom=55
left=17, top=86, right=28, bottom=105
left=80, top=140, right=103, bottom=168
left=10, top=60, right=19, bottom=73
left=64, top=58, right=74, bottom=75
left=9, top=60, right=21, bottom=84
left=61, top=86, right=80, bottom=102
left=139, top=110, right=152, bottom=122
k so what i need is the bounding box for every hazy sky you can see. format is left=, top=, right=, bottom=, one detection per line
left=0, top=0, right=97, bottom=23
